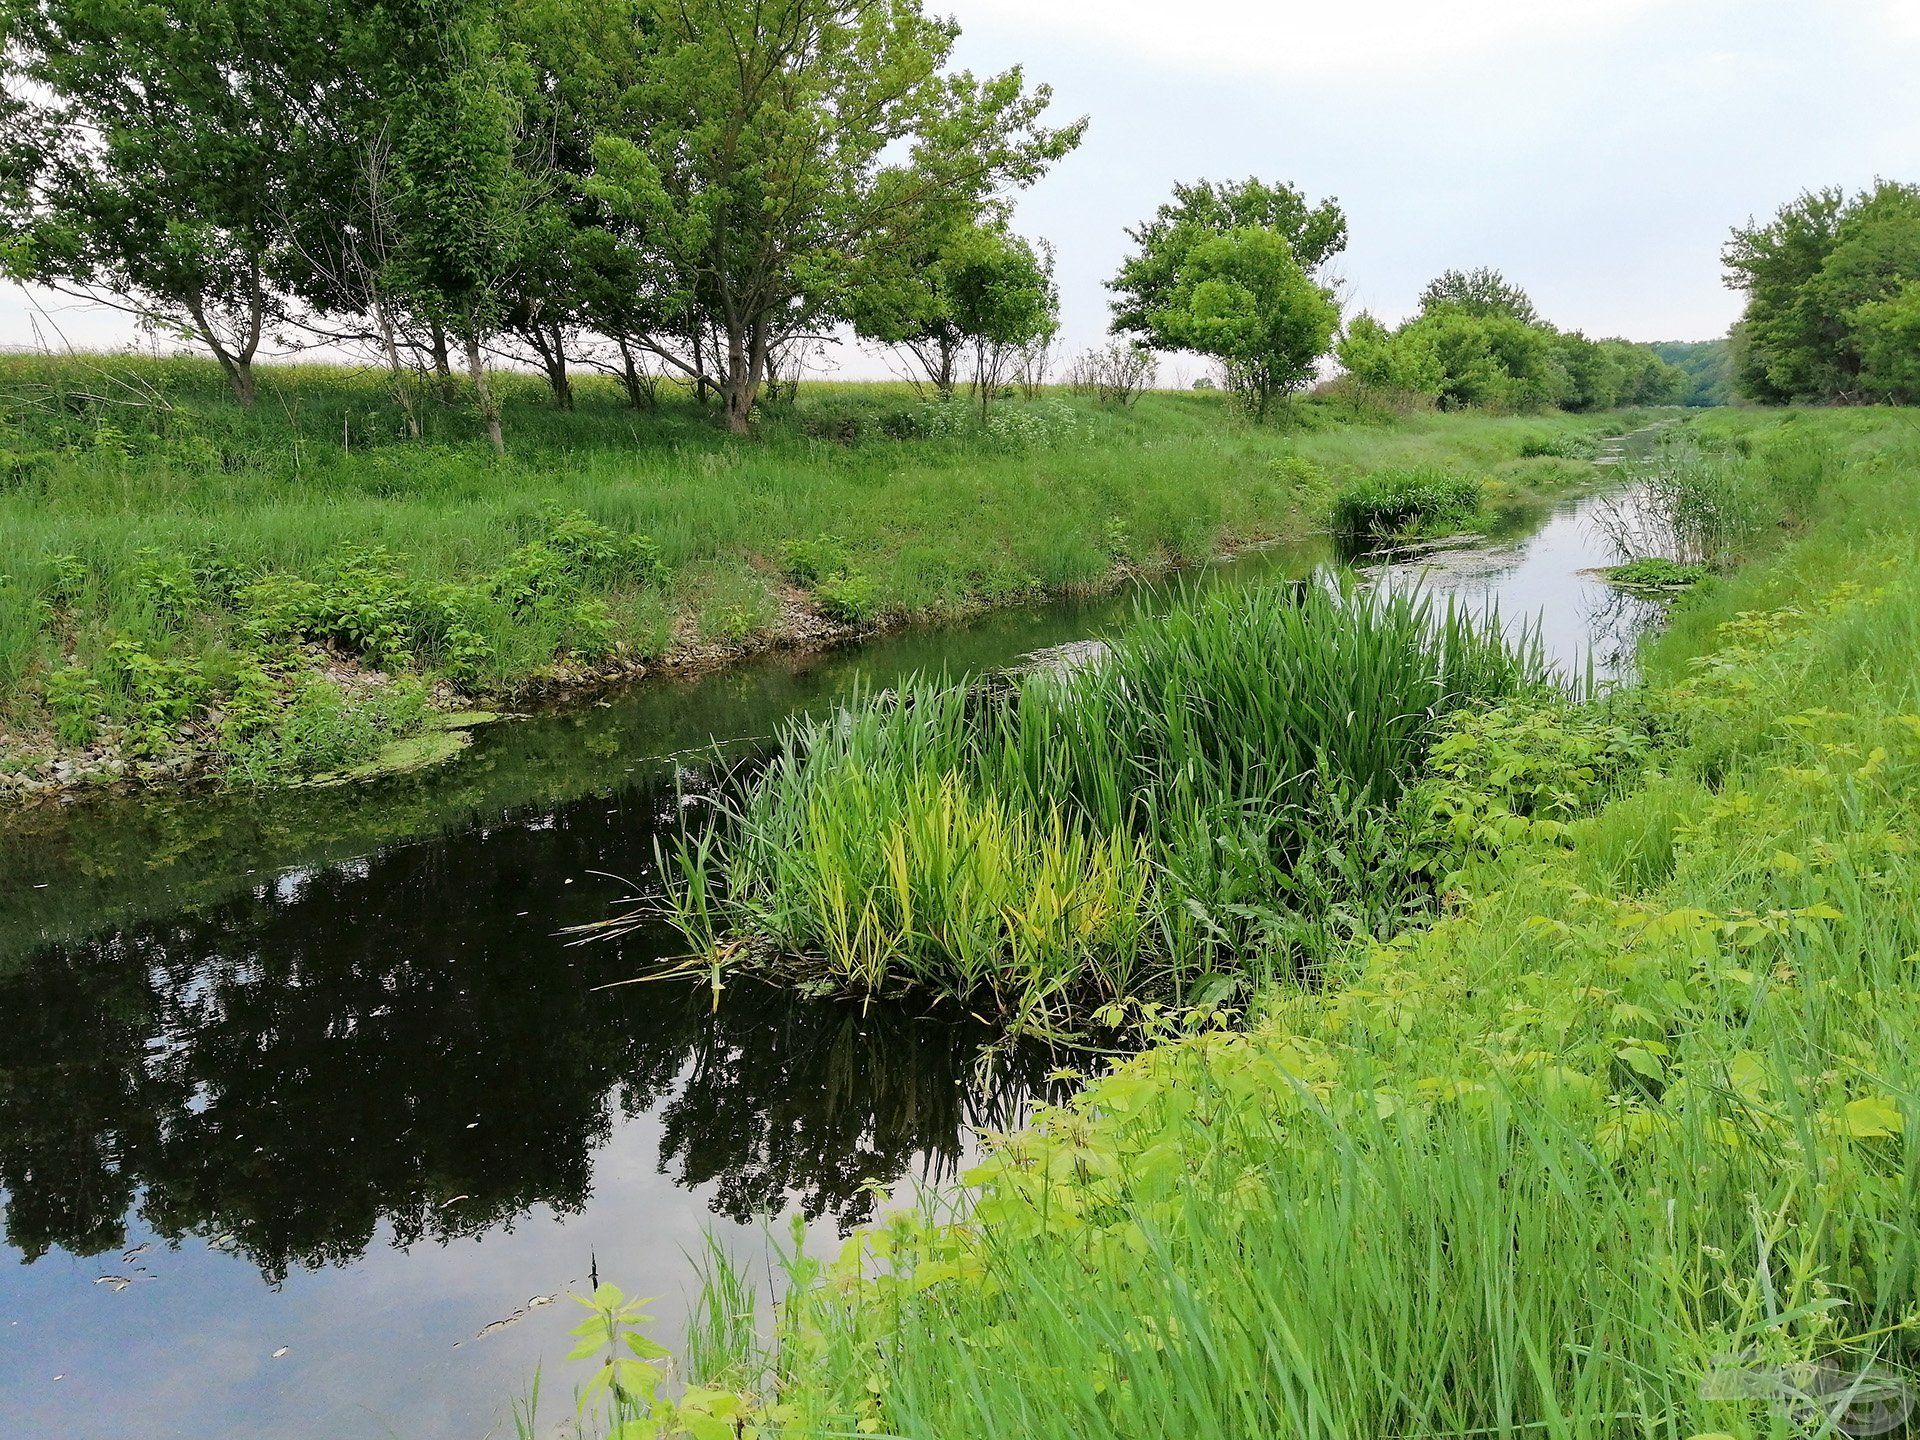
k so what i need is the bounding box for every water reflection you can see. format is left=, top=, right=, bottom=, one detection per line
left=0, top=778, right=1053, bottom=1289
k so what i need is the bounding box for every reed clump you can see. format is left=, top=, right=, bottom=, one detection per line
left=654, top=580, right=1549, bottom=1027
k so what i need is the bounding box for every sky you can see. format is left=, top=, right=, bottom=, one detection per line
left=6, top=0, right=1920, bottom=372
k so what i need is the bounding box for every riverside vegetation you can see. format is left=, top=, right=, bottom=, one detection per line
left=541, top=406, right=1920, bottom=1440
left=0, top=354, right=1640, bottom=796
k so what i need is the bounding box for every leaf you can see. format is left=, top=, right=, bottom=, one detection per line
left=1843, top=1094, right=1904, bottom=1139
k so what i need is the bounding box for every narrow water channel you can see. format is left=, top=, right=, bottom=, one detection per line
left=0, top=467, right=1662, bottom=1439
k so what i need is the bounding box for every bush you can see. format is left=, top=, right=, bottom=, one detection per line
left=1331, top=467, right=1482, bottom=541
left=814, top=570, right=882, bottom=624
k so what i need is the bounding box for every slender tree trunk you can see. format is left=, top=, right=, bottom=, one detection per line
left=463, top=326, right=505, bottom=456
left=373, top=297, right=422, bottom=439
left=616, top=336, right=652, bottom=410
left=541, top=322, right=573, bottom=410
left=937, top=338, right=956, bottom=402
left=429, top=321, right=455, bottom=402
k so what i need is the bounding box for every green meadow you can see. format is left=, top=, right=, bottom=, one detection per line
left=0, top=353, right=1627, bottom=787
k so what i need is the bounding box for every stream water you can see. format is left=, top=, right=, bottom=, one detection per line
left=0, top=463, right=1663, bottom=1439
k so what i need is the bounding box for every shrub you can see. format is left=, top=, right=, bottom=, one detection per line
left=814, top=570, right=882, bottom=624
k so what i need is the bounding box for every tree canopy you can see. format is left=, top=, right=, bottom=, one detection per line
left=1110, top=178, right=1345, bottom=415
left=1724, top=180, right=1920, bottom=404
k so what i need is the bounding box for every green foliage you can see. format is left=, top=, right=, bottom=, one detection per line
left=1413, top=692, right=1659, bottom=874
left=848, top=219, right=1059, bottom=404
left=221, top=674, right=434, bottom=786
left=1342, top=294, right=1688, bottom=414
left=1418, top=265, right=1540, bottom=323
left=1648, top=339, right=1734, bottom=407
left=1725, top=180, right=1920, bottom=402
left=1111, top=178, right=1344, bottom=418
left=1601, top=557, right=1712, bottom=592
left=812, top=571, right=882, bottom=626
left=1331, top=467, right=1482, bottom=540
left=649, top=581, right=1547, bottom=1028
left=1145, top=227, right=1340, bottom=417
left=43, top=661, right=101, bottom=745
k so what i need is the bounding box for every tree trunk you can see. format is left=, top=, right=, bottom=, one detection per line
left=540, top=322, right=573, bottom=410
left=616, top=337, right=653, bottom=409
left=720, top=320, right=770, bottom=436
left=463, top=326, right=505, bottom=456
left=429, top=322, right=455, bottom=402
left=370, top=293, right=422, bottom=439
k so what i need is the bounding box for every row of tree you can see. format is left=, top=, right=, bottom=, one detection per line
left=4, top=0, right=1749, bottom=444
left=1725, top=180, right=1920, bottom=404
left=0, top=0, right=1084, bottom=441
left=1335, top=267, right=1691, bottom=412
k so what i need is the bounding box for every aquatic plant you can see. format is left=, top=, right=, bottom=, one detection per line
left=1330, top=466, right=1483, bottom=542
left=646, top=580, right=1549, bottom=1026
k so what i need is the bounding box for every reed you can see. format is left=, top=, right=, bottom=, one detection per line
left=657, top=580, right=1549, bottom=1024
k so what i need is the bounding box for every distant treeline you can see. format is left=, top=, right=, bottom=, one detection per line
left=1648, top=340, right=1733, bottom=408
left=1335, top=267, right=1693, bottom=413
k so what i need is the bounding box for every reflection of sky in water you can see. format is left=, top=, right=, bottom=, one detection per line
left=1367, top=486, right=1663, bottom=685
left=1, top=469, right=1663, bottom=1440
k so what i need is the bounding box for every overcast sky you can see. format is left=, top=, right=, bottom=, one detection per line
left=7, top=0, right=1920, bottom=370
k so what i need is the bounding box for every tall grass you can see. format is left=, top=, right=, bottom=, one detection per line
left=651, top=581, right=1548, bottom=1026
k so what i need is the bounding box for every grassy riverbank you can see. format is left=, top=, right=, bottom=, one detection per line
left=0, top=353, right=1642, bottom=795
left=556, top=406, right=1920, bottom=1438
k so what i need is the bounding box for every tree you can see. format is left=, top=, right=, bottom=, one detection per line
left=1337, top=313, right=1444, bottom=403
left=849, top=219, right=1057, bottom=408
left=1139, top=227, right=1338, bottom=418
left=1854, top=281, right=1920, bottom=402
left=1110, top=177, right=1346, bottom=340
left=1417, top=266, right=1540, bottom=325
left=1723, top=182, right=1920, bottom=403
left=0, top=0, right=327, bottom=405
left=385, top=5, right=548, bottom=455
left=1396, top=308, right=1565, bottom=411
left=587, top=0, right=1083, bottom=434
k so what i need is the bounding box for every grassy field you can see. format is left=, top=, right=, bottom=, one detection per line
left=0, top=353, right=1635, bottom=790
left=545, top=406, right=1920, bottom=1440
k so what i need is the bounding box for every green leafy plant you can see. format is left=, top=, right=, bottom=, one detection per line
left=1331, top=467, right=1483, bottom=541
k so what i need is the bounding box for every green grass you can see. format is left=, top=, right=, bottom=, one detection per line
left=0, top=352, right=1638, bottom=785
left=644, top=581, right=1548, bottom=1030
left=1330, top=465, right=1484, bottom=542
left=548, top=407, right=1920, bottom=1439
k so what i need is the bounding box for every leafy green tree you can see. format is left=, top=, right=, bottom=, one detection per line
left=1337, top=313, right=1445, bottom=402
left=1417, top=266, right=1540, bottom=325
left=1145, top=227, right=1339, bottom=417
left=850, top=219, right=1057, bottom=407
left=384, top=5, right=547, bottom=454
left=1397, top=308, right=1565, bottom=411
left=0, top=0, right=329, bottom=405
left=587, top=0, right=1083, bottom=434
left=1724, top=182, right=1920, bottom=402
left=1110, top=178, right=1346, bottom=341
left=1854, top=281, right=1920, bottom=402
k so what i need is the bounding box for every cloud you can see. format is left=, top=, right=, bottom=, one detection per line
left=950, top=0, right=1673, bottom=79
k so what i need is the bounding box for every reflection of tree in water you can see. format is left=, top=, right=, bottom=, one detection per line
left=646, top=985, right=1056, bottom=1230
left=1578, top=581, right=1665, bottom=678
left=0, top=776, right=1053, bottom=1281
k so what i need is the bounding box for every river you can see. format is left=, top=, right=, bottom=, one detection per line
left=0, top=462, right=1663, bottom=1439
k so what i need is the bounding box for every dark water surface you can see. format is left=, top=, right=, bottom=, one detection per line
left=0, top=473, right=1657, bottom=1439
